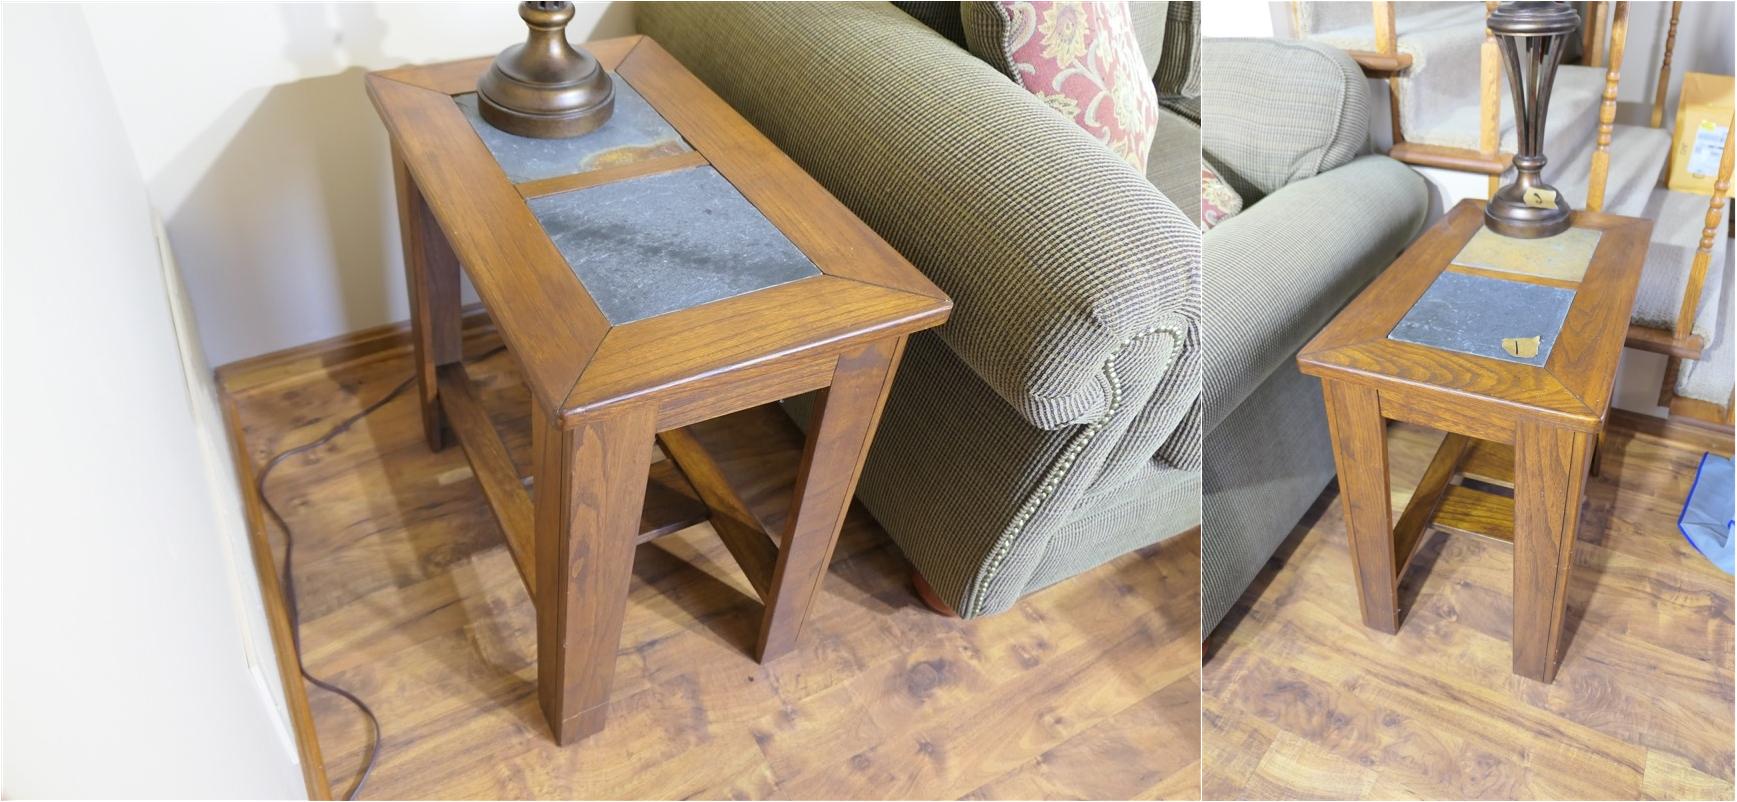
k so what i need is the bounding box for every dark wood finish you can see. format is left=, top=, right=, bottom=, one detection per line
left=1204, top=419, right=1734, bottom=800
left=656, top=425, right=783, bottom=602
left=393, top=148, right=464, bottom=451
left=437, top=362, right=536, bottom=594
left=1301, top=200, right=1651, bottom=437
left=1460, top=438, right=1516, bottom=487
left=533, top=399, right=659, bottom=745
left=370, top=39, right=952, bottom=744
left=1392, top=433, right=1472, bottom=577
left=1511, top=419, right=1593, bottom=682
left=1322, top=380, right=1398, bottom=634
left=758, top=337, right=905, bottom=661
left=218, top=326, right=1201, bottom=799
left=1432, top=484, right=1516, bottom=542
left=1299, top=199, right=1651, bottom=683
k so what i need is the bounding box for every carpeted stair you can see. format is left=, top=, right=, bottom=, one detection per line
left=1296, top=1, right=1733, bottom=411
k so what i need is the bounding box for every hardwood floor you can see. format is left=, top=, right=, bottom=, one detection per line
left=220, top=321, right=1201, bottom=800
left=1203, top=419, right=1735, bottom=800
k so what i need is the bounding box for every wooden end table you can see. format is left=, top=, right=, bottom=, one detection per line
left=1298, top=199, right=1649, bottom=683
left=366, top=36, right=950, bottom=744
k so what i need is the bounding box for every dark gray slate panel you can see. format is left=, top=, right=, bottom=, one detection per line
left=454, top=75, right=689, bottom=183
left=1388, top=270, right=1575, bottom=367
left=529, top=165, right=822, bottom=324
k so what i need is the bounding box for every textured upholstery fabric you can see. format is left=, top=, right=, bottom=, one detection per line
left=892, top=1, right=968, bottom=46
left=1026, top=458, right=1200, bottom=593
left=1200, top=37, right=1427, bottom=637
left=1149, top=109, right=1201, bottom=226
left=1201, top=353, right=1337, bottom=634
left=640, top=1, right=1198, bottom=433
left=1201, top=38, right=1370, bottom=202
left=638, top=1, right=1201, bottom=617
left=1203, top=156, right=1427, bottom=430
left=1128, top=0, right=1169, bottom=77
left=788, top=325, right=1188, bottom=617
left=1156, top=1, right=1200, bottom=101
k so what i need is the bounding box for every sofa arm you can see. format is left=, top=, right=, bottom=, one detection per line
left=1202, top=155, right=1427, bottom=429
left=1201, top=38, right=1371, bottom=203
left=638, top=2, right=1199, bottom=431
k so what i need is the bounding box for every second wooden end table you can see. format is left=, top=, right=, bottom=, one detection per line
left=367, top=36, right=951, bottom=744
left=1299, top=199, right=1649, bottom=683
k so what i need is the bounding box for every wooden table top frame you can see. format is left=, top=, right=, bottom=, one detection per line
left=367, top=36, right=951, bottom=744
left=1298, top=199, right=1650, bottom=683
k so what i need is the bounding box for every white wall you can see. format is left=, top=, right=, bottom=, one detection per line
left=3, top=6, right=305, bottom=798
left=83, top=2, right=633, bottom=367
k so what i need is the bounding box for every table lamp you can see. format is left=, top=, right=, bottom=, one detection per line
left=1485, top=1, right=1581, bottom=238
left=478, top=1, right=615, bottom=139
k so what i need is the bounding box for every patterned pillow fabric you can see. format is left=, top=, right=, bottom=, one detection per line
left=1201, top=158, right=1243, bottom=230
left=962, top=1, right=1162, bottom=173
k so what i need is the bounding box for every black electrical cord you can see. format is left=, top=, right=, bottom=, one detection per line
left=255, top=344, right=506, bottom=800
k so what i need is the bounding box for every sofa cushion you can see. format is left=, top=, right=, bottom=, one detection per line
left=638, top=1, right=1198, bottom=432
left=1155, top=1, right=1199, bottom=102
left=961, top=1, right=1162, bottom=172
left=1202, top=155, right=1427, bottom=429
left=1147, top=105, right=1201, bottom=225
left=1201, top=38, right=1370, bottom=203
left=891, top=1, right=968, bottom=46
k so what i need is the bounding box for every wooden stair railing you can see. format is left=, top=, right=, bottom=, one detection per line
left=1482, top=1, right=1502, bottom=197
left=1677, top=118, right=1734, bottom=343
left=1618, top=1, right=1710, bottom=360
left=1340, top=1, right=1512, bottom=176
left=1650, top=2, right=1681, bottom=129
left=1585, top=0, right=1628, bottom=213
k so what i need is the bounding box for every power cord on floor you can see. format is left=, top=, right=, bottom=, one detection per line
left=255, top=344, right=506, bottom=800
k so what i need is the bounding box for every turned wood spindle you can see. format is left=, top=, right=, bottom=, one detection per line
left=1651, top=1, right=1681, bottom=129
left=1675, top=116, right=1735, bottom=341
left=1587, top=1, right=1628, bottom=212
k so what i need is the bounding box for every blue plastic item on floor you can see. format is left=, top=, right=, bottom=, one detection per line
left=1678, top=453, right=1735, bottom=575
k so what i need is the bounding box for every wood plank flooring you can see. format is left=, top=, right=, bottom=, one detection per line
left=1203, top=420, right=1736, bottom=800
left=220, top=322, right=1201, bottom=800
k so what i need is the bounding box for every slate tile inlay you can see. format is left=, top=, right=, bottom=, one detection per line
left=1388, top=270, right=1576, bottom=367
left=529, top=166, right=822, bottom=324
left=454, top=75, right=689, bottom=183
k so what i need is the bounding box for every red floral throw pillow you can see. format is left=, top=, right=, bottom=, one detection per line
left=964, top=1, right=1161, bottom=173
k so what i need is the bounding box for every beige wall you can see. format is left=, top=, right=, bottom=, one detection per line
left=84, top=2, right=634, bottom=366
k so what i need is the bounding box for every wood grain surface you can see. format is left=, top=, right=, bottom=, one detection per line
left=223, top=320, right=1201, bottom=800
left=1205, top=420, right=1735, bottom=800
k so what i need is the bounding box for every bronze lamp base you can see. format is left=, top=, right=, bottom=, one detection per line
left=1485, top=155, right=1573, bottom=239
left=1484, top=1, right=1579, bottom=239
left=478, top=1, right=614, bottom=139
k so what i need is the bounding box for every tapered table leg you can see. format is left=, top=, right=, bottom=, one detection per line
left=392, top=147, right=463, bottom=452
left=756, top=337, right=905, bottom=662
left=532, top=400, right=657, bottom=744
left=1322, top=380, right=1399, bottom=634
left=1512, top=418, right=1593, bottom=682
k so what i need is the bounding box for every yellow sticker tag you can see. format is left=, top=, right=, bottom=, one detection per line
left=1523, top=187, right=1557, bottom=209
left=1502, top=335, right=1541, bottom=359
